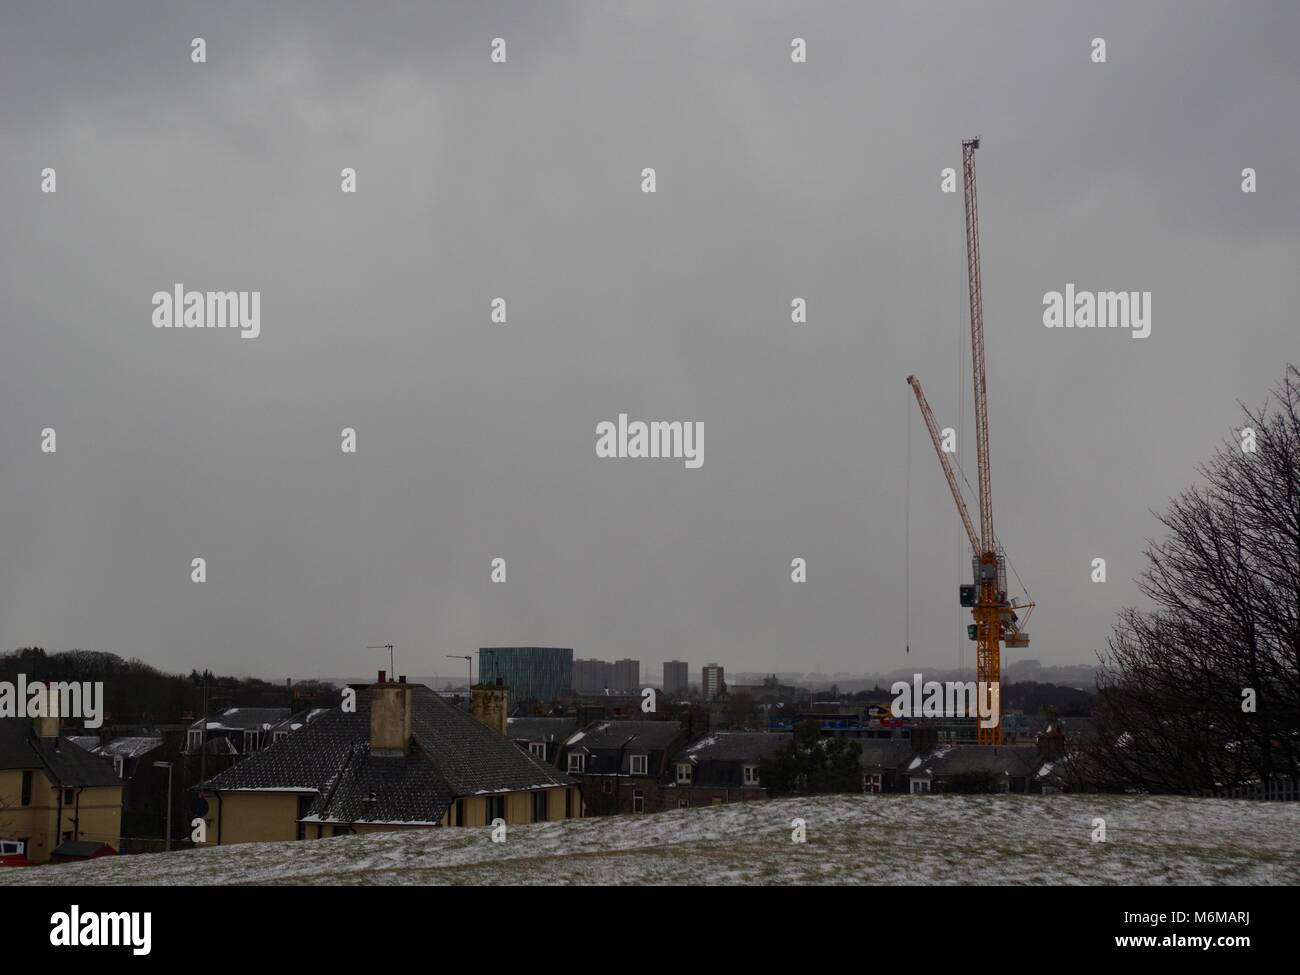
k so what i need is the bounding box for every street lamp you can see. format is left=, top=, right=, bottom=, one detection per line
left=153, top=761, right=173, bottom=852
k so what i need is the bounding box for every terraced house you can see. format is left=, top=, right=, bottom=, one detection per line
left=197, top=676, right=580, bottom=845
left=0, top=715, right=123, bottom=864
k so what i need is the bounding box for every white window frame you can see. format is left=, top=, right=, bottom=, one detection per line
left=865, top=772, right=883, bottom=793
left=187, top=729, right=203, bottom=752
left=633, top=790, right=645, bottom=813
left=567, top=753, right=585, bottom=773
left=676, top=763, right=692, bottom=784
left=243, top=729, right=261, bottom=753
left=630, top=754, right=648, bottom=775
left=528, top=741, right=546, bottom=759
left=273, top=730, right=289, bottom=744
left=742, top=764, right=759, bottom=785
left=910, top=778, right=931, bottom=794
left=0, top=839, right=26, bottom=856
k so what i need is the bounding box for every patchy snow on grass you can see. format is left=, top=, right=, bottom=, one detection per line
left=4, top=794, right=1297, bottom=886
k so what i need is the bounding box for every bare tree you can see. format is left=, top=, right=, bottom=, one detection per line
left=1090, top=366, right=1300, bottom=793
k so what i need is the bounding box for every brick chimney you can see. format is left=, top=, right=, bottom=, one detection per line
left=369, top=673, right=412, bottom=756
left=33, top=685, right=60, bottom=739
left=471, top=679, right=508, bottom=736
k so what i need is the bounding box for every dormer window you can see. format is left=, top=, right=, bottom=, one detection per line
left=742, top=764, right=759, bottom=785
left=630, top=754, right=648, bottom=775
left=242, top=729, right=261, bottom=753
left=567, top=753, right=585, bottom=773
left=676, top=763, right=692, bottom=785
left=187, top=729, right=203, bottom=752
left=528, top=741, right=546, bottom=759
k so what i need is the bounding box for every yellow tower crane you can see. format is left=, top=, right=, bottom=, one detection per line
left=907, top=138, right=1032, bottom=745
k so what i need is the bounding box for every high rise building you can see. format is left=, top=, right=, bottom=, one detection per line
left=663, top=660, right=689, bottom=696
left=612, top=658, right=641, bottom=692
left=572, top=658, right=613, bottom=694
left=477, top=647, right=574, bottom=705
left=702, top=663, right=726, bottom=701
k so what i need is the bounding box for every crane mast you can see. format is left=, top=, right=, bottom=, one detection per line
left=962, top=138, right=1002, bottom=745
left=908, top=139, right=1032, bottom=746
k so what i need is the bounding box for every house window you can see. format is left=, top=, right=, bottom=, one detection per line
left=676, top=763, right=692, bottom=785
left=485, top=796, right=506, bottom=824
left=242, top=729, right=261, bottom=753
left=865, top=773, right=883, bottom=793
left=910, top=778, right=931, bottom=794
left=273, top=730, right=289, bottom=744
left=567, top=753, right=585, bottom=773
left=455, top=798, right=465, bottom=826
left=630, top=754, right=648, bottom=775
left=602, top=778, right=612, bottom=794
left=677, top=799, right=689, bottom=809
left=532, top=791, right=548, bottom=823
left=20, top=771, right=32, bottom=806
left=0, top=840, right=25, bottom=856
left=742, top=765, right=759, bottom=785
left=633, top=790, right=645, bottom=813
left=528, top=742, right=546, bottom=759
left=564, top=789, right=572, bottom=818
left=63, top=788, right=75, bottom=806
left=187, top=730, right=203, bottom=752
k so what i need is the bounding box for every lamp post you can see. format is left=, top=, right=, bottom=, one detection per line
left=153, top=761, right=173, bottom=852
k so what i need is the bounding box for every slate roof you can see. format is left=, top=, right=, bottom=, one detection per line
left=856, top=739, right=917, bottom=770
left=681, top=732, right=789, bottom=763
left=0, top=719, right=122, bottom=787
left=95, top=736, right=163, bottom=760
left=904, top=744, right=1044, bottom=779
left=507, top=717, right=577, bottom=743
left=303, top=741, right=453, bottom=825
left=202, top=685, right=571, bottom=825
left=564, top=720, right=682, bottom=752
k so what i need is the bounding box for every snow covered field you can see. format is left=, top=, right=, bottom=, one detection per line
left=5, top=794, right=1298, bottom=886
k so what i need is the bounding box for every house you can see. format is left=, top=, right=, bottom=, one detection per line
left=858, top=739, right=917, bottom=793
left=507, top=716, right=577, bottom=766
left=665, top=732, right=788, bottom=807
left=900, top=744, right=1047, bottom=794
left=196, top=676, right=579, bottom=845
left=560, top=720, right=686, bottom=815
left=0, top=716, right=123, bottom=864
left=184, top=707, right=293, bottom=756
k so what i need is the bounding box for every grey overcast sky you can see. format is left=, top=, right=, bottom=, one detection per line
left=1, top=1, right=1297, bottom=684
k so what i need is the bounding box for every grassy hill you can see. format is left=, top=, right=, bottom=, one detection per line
left=4, top=793, right=1297, bottom=886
